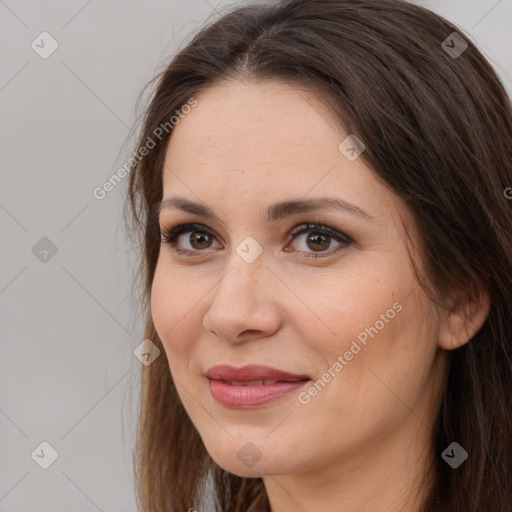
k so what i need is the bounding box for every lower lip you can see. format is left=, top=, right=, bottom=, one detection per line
left=208, top=379, right=311, bottom=408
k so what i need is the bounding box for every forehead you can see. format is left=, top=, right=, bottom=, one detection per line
left=168, top=81, right=339, bottom=163
left=161, top=79, right=399, bottom=223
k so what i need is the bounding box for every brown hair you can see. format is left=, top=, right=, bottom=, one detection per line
left=124, top=0, right=512, bottom=510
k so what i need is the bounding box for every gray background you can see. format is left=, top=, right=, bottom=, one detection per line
left=1, top=0, right=511, bottom=510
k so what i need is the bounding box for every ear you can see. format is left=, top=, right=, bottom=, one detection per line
left=438, top=283, right=491, bottom=350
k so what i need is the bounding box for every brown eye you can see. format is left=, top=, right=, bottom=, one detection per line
left=305, top=232, right=331, bottom=251
left=286, top=223, right=352, bottom=258
left=161, top=222, right=352, bottom=259
left=161, top=223, right=221, bottom=254
left=189, top=231, right=213, bottom=250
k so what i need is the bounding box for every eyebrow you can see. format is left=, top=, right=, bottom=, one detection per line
left=158, top=196, right=374, bottom=222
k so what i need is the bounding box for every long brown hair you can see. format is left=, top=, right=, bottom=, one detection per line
left=124, top=0, right=512, bottom=510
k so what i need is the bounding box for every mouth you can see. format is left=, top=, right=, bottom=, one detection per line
left=205, top=364, right=312, bottom=408
left=205, top=364, right=311, bottom=382
left=221, top=379, right=291, bottom=386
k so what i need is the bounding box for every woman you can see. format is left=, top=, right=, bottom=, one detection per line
left=125, top=0, right=512, bottom=510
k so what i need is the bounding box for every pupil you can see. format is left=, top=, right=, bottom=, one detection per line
left=191, top=232, right=211, bottom=249
left=307, top=233, right=330, bottom=251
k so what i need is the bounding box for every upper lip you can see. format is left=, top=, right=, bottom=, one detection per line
left=205, top=364, right=311, bottom=382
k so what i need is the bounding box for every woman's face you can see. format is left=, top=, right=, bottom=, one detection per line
left=151, top=79, right=448, bottom=478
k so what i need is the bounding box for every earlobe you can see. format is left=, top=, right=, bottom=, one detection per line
left=438, top=286, right=491, bottom=351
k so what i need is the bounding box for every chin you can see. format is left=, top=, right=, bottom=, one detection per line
left=202, top=435, right=300, bottom=477
left=210, top=454, right=280, bottom=478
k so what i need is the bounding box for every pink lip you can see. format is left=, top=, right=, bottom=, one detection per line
left=205, top=364, right=311, bottom=408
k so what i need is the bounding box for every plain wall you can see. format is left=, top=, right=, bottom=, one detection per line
left=1, top=0, right=510, bottom=510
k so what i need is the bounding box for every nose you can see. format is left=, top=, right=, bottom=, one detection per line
left=202, top=257, right=282, bottom=345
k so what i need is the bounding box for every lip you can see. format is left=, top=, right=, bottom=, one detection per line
left=205, top=364, right=311, bottom=408
left=205, top=364, right=310, bottom=382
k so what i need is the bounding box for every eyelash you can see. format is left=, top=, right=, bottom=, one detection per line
left=159, top=222, right=353, bottom=259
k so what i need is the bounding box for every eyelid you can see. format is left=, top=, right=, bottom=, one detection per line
left=160, top=222, right=221, bottom=249
left=288, top=223, right=352, bottom=244
left=160, top=221, right=352, bottom=258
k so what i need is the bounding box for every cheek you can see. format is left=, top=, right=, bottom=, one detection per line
left=295, top=263, right=433, bottom=395
left=303, top=282, right=437, bottom=421
left=150, top=263, right=196, bottom=358
left=294, top=265, right=404, bottom=356
left=150, top=266, right=172, bottom=338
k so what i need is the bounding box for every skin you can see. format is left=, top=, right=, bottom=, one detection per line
left=150, top=79, right=490, bottom=512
